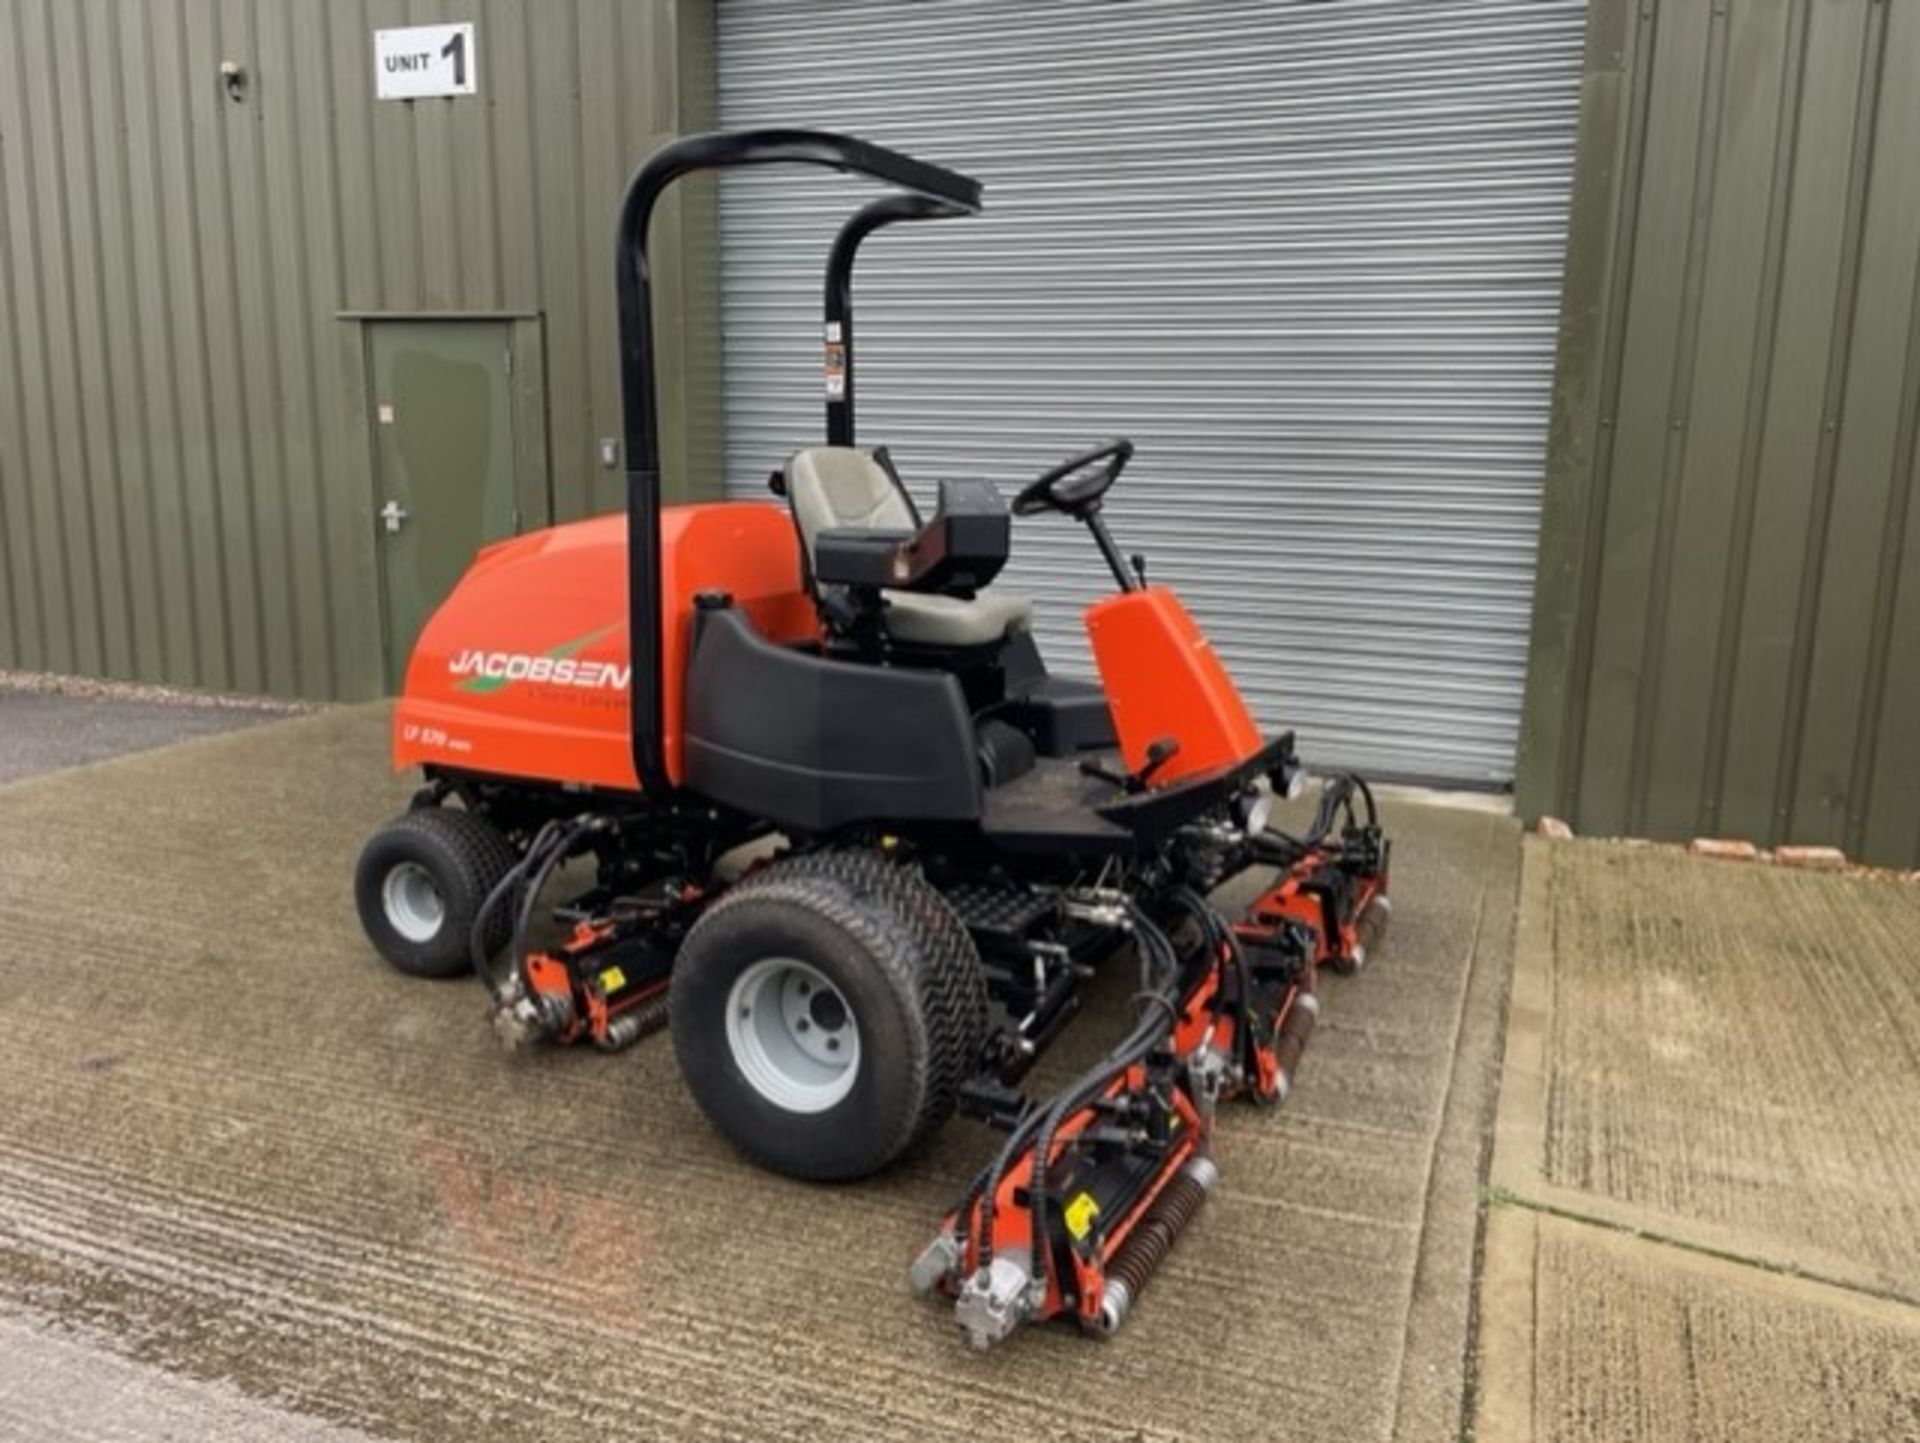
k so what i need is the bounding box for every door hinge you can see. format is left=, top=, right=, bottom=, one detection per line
left=503, top=346, right=514, bottom=376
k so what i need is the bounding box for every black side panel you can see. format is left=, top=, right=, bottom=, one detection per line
left=1003, top=626, right=1050, bottom=690
left=682, top=609, right=984, bottom=832
left=995, top=631, right=1119, bottom=755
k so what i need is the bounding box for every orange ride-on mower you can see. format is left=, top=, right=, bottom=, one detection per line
left=353, top=130, right=1391, bottom=1349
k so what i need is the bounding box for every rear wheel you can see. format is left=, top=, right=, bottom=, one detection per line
left=354, top=808, right=518, bottom=978
left=671, top=849, right=987, bottom=1181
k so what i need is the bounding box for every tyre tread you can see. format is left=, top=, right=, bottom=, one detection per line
left=355, top=807, right=518, bottom=976
left=673, top=847, right=987, bottom=1179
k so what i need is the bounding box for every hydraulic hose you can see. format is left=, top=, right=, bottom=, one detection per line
left=1173, top=885, right=1259, bottom=1097
left=509, top=816, right=600, bottom=990
left=469, top=815, right=602, bottom=1001
left=471, top=819, right=561, bottom=995
left=1261, top=771, right=1377, bottom=854
left=954, top=1099, right=1044, bottom=1268
left=964, top=908, right=1180, bottom=1278
left=1023, top=908, right=1184, bottom=1288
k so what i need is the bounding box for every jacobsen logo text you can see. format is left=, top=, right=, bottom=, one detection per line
left=449, top=651, right=631, bottom=691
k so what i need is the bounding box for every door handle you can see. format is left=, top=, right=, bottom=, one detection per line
left=380, top=500, right=410, bottom=534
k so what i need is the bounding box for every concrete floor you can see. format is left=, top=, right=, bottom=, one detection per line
left=0, top=703, right=1519, bottom=1442
left=1477, top=839, right=1920, bottom=1442
left=0, top=1308, right=378, bottom=1443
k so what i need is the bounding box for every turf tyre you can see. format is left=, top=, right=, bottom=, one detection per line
left=670, top=849, right=988, bottom=1181
left=354, top=807, right=518, bottom=978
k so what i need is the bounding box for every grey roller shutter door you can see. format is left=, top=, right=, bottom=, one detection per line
left=714, top=0, right=1585, bottom=785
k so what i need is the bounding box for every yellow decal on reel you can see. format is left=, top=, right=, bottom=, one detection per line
left=1064, top=1191, right=1101, bottom=1241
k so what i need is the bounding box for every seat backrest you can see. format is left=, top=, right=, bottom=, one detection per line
left=784, top=447, right=916, bottom=562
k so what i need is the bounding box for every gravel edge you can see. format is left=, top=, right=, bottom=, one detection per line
left=0, top=669, right=320, bottom=714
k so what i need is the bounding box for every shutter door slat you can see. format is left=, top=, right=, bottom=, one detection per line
left=715, top=0, right=1585, bottom=785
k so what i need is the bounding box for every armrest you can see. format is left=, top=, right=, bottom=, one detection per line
left=896, top=479, right=1010, bottom=594
left=813, top=527, right=915, bottom=589
left=811, top=479, right=1010, bottom=596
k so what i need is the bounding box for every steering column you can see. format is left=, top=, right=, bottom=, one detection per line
left=1013, top=439, right=1140, bottom=591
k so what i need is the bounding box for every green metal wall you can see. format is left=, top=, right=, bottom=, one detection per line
left=0, top=0, right=718, bottom=701
left=1519, top=0, right=1920, bottom=867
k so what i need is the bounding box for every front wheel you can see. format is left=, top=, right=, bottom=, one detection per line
left=354, top=808, right=518, bottom=978
left=670, top=850, right=986, bottom=1181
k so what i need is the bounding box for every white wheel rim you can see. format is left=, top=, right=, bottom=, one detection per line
left=382, top=861, right=446, bottom=944
left=724, top=958, right=861, bottom=1114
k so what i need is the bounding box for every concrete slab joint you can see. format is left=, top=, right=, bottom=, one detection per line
left=1478, top=835, right=1920, bottom=1442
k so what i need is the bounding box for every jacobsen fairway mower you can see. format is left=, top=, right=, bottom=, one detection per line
left=354, top=130, right=1391, bottom=1349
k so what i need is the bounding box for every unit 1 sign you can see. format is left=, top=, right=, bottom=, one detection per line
left=375, top=23, right=476, bottom=100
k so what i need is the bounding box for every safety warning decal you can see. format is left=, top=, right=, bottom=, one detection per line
left=824, top=341, right=846, bottom=401
left=1063, top=1191, right=1101, bottom=1241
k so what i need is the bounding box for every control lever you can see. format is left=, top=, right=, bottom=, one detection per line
left=1080, top=736, right=1180, bottom=793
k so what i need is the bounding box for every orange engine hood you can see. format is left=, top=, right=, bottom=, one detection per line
left=394, top=502, right=815, bottom=791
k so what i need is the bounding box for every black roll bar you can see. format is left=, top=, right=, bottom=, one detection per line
left=824, top=194, right=969, bottom=446
left=613, top=129, right=983, bottom=789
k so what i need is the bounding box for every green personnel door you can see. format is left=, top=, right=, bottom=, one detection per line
left=366, top=319, right=547, bottom=687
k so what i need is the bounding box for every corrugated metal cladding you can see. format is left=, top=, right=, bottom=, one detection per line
left=1519, top=0, right=1920, bottom=867
left=715, top=0, right=1588, bottom=785
left=0, top=0, right=716, bottom=701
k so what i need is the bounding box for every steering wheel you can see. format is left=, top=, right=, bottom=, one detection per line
left=1013, top=439, right=1135, bottom=518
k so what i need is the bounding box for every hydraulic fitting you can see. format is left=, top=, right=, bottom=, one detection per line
left=954, top=1257, right=1034, bottom=1350
left=908, top=1229, right=962, bottom=1297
